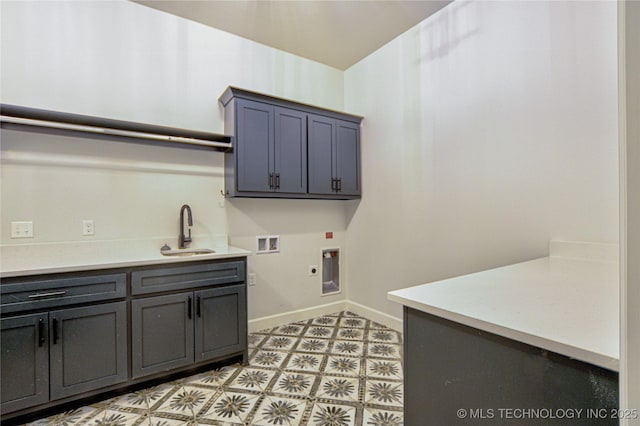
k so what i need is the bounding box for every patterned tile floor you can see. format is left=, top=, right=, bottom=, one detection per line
left=27, top=311, right=403, bottom=426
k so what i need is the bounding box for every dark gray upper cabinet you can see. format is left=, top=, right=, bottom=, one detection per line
left=308, top=115, right=361, bottom=196
left=232, top=99, right=307, bottom=194
left=219, top=86, right=362, bottom=199
left=274, top=107, right=307, bottom=194
left=1, top=313, right=49, bottom=413
left=335, top=120, right=361, bottom=196
left=236, top=99, right=274, bottom=193
left=308, top=114, right=335, bottom=195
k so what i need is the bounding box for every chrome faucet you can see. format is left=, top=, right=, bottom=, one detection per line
left=179, top=204, right=193, bottom=249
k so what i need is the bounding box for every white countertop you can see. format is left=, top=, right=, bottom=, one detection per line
left=0, top=236, right=250, bottom=278
left=388, top=241, right=620, bottom=371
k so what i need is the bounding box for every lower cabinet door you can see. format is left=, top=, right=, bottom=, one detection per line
left=195, top=285, right=247, bottom=362
left=49, top=302, right=127, bottom=400
left=132, top=293, right=194, bottom=378
left=1, top=313, right=49, bottom=413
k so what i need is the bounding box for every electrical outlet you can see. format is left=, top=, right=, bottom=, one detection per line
left=11, top=221, right=33, bottom=238
left=248, top=273, right=257, bottom=286
left=309, top=265, right=319, bottom=276
left=83, top=220, right=95, bottom=236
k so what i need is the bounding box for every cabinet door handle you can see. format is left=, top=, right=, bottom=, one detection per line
left=28, top=291, right=66, bottom=299
left=338, top=178, right=342, bottom=192
left=196, top=296, right=201, bottom=317
left=38, top=318, right=46, bottom=347
left=52, top=317, right=59, bottom=345
left=331, top=178, right=336, bottom=191
left=188, top=296, right=192, bottom=319
left=269, top=172, right=274, bottom=189
left=275, top=173, right=280, bottom=189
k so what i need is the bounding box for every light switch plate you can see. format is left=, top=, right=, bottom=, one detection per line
left=11, top=221, right=33, bottom=238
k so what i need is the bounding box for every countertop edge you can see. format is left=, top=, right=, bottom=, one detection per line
left=387, top=292, right=620, bottom=372
left=0, top=248, right=251, bottom=278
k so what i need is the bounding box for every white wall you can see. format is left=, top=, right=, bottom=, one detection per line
left=343, top=1, right=619, bottom=318
left=620, top=0, right=640, bottom=420
left=0, top=0, right=346, bottom=321
left=1, top=0, right=621, bottom=326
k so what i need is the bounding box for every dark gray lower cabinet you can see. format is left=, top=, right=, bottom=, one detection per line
left=1, top=257, right=247, bottom=422
left=195, top=285, right=246, bottom=362
left=1, top=313, right=49, bottom=413
left=132, top=284, right=247, bottom=379
left=132, top=293, right=194, bottom=378
left=403, top=307, right=619, bottom=425
left=0, top=302, right=127, bottom=413
left=49, top=302, right=127, bottom=399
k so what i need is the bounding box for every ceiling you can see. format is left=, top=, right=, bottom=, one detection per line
left=133, top=0, right=452, bottom=70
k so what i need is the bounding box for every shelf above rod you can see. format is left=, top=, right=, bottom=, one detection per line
left=0, top=104, right=232, bottom=151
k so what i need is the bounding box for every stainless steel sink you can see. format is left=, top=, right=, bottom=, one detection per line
left=160, top=248, right=216, bottom=257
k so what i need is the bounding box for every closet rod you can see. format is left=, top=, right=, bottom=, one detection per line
left=0, top=115, right=233, bottom=149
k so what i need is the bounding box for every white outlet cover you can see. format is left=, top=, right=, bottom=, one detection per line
left=83, top=220, right=95, bottom=236
left=309, top=265, right=319, bottom=276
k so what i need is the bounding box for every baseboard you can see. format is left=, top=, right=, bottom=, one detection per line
left=345, top=300, right=403, bottom=332
left=248, top=300, right=403, bottom=333
left=248, top=301, right=347, bottom=333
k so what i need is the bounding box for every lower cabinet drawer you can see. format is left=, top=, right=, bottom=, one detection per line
left=1, top=273, right=126, bottom=314
left=131, top=261, right=245, bottom=295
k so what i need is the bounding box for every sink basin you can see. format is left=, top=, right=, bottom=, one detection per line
left=161, top=248, right=216, bottom=257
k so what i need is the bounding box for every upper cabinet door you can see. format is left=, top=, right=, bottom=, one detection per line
left=236, top=99, right=274, bottom=193
left=308, top=114, right=336, bottom=195
left=274, top=107, right=307, bottom=194
left=336, top=120, right=361, bottom=196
